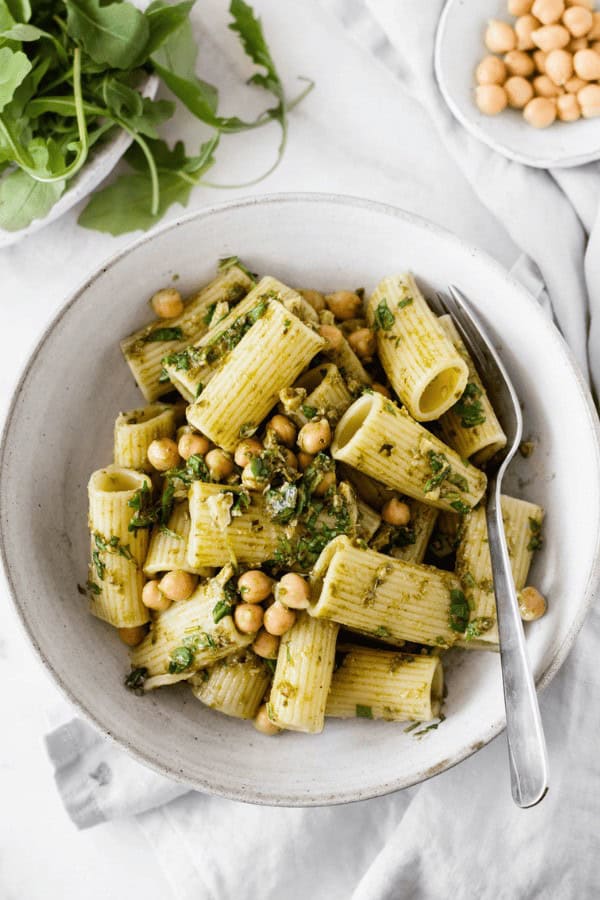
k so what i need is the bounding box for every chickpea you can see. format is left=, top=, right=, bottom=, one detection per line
left=205, top=448, right=234, bottom=481
left=509, top=0, right=533, bottom=14
left=299, top=289, right=326, bottom=313
left=297, top=419, right=332, bottom=454
left=142, top=579, right=171, bottom=612
left=592, top=41, right=600, bottom=52
left=178, top=432, right=210, bottom=460
left=263, top=601, right=296, bottom=636
left=318, top=324, right=344, bottom=352
left=545, top=48, right=574, bottom=83
left=476, top=55, right=508, bottom=84
left=325, top=290, right=363, bottom=321
left=159, top=570, right=197, bottom=602
left=532, top=0, right=565, bottom=25
left=381, top=497, right=411, bottom=526
left=147, top=437, right=180, bottom=471
left=118, top=625, right=147, bottom=646
left=252, top=628, right=280, bottom=658
left=234, top=438, right=263, bottom=468
left=238, top=569, right=273, bottom=604
left=533, top=48, right=548, bottom=71
left=566, top=0, right=593, bottom=8
left=519, top=586, right=547, bottom=621
left=277, top=573, right=311, bottom=610
left=533, top=73, right=562, bottom=95
left=267, top=414, right=297, bottom=448
left=578, top=82, right=600, bottom=115
left=515, top=14, right=541, bottom=49
left=241, top=462, right=265, bottom=491
left=504, top=49, right=535, bottom=76
left=313, top=470, right=336, bottom=497
left=524, top=95, right=558, bottom=125
left=589, top=12, right=600, bottom=39
left=557, top=91, right=582, bottom=118
left=476, top=83, right=508, bottom=114
left=372, top=382, right=391, bottom=398
left=150, top=287, right=183, bottom=319
left=563, top=5, right=593, bottom=36
left=574, top=47, right=600, bottom=78
left=298, top=451, right=314, bottom=470
left=234, top=602, right=264, bottom=634
left=348, top=328, right=376, bottom=361
left=505, top=75, right=535, bottom=106
left=532, top=23, right=570, bottom=50
left=485, top=19, right=517, bottom=53
left=565, top=74, right=587, bottom=90
left=254, top=704, right=281, bottom=735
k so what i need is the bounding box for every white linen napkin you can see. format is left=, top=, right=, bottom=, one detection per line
left=42, top=2, right=600, bottom=898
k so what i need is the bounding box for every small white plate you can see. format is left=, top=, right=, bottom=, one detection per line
left=0, top=74, right=159, bottom=249
left=435, top=0, right=600, bottom=168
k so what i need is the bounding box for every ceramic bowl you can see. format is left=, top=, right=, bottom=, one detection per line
left=0, top=75, right=158, bottom=249
left=1, top=193, right=599, bottom=805
left=435, top=0, right=600, bottom=168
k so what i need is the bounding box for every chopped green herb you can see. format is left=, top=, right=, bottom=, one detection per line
left=159, top=524, right=183, bottom=541
left=264, top=657, right=277, bottom=675
left=453, top=382, right=486, bottom=429
left=125, top=667, right=148, bottom=691
left=161, top=349, right=191, bottom=372
left=302, top=405, right=318, bottom=419
left=375, top=625, right=391, bottom=638
left=527, top=518, right=543, bottom=551
left=168, top=646, right=194, bottom=674
left=239, top=422, right=257, bottom=438
left=449, top=588, right=470, bottom=633
left=464, top=617, right=494, bottom=640
left=143, top=327, right=184, bottom=343
left=217, top=256, right=257, bottom=281
left=195, top=382, right=204, bottom=399
left=212, top=599, right=235, bottom=623
left=92, top=550, right=105, bottom=581
left=449, top=499, right=471, bottom=515
left=86, top=579, right=101, bottom=595
left=356, top=704, right=373, bottom=719
left=373, top=298, right=394, bottom=331
left=397, top=297, right=413, bottom=309
left=230, top=489, right=251, bottom=515
left=203, top=302, right=217, bottom=325
left=128, top=482, right=155, bottom=531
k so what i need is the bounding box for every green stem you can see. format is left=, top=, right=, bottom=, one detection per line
left=117, top=122, right=160, bottom=216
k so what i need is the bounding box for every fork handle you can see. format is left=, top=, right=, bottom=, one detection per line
left=486, top=476, right=549, bottom=808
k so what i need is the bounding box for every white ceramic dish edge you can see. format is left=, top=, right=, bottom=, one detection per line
left=1, top=192, right=599, bottom=805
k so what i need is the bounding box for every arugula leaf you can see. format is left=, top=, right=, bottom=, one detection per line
left=0, top=47, right=31, bottom=112
left=0, top=168, right=64, bottom=230
left=5, top=0, right=31, bottom=22
left=65, top=0, right=149, bottom=70
left=141, top=0, right=195, bottom=62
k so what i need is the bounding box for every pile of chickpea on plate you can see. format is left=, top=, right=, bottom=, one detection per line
left=475, top=0, right=600, bottom=127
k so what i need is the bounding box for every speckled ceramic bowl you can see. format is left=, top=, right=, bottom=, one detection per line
left=1, top=193, right=599, bottom=804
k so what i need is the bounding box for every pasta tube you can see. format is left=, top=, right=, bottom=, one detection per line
left=326, top=646, right=443, bottom=722
left=114, top=404, right=176, bottom=471
left=356, top=498, right=382, bottom=542
left=190, top=649, right=271, bottom=719
left=87, top=466, right=151, bottom=628
left=456, top=494, right=544, bottom=649
left=268, top=612, right=339, bottom=733
left=187, top=300, right=324, bottom=451
left=131, top=569, right=254, bottom=676
left=323, top=332, right=371, bottom=394
left=309, top=536, right=464, bottom=648
left=188, top=482, right=287, bottom=568
left=438, top=315, right=507, bottom=464
left=143, top=500, right=213, bottom=577
left=121, top=265, right=254, bottom=402
left=370, top=500, right=439, bottom=564
left=164, top=277, right=315, bottom=402
left=367, top=273, right=468, bottom=420
left=292, top=363, right=353, bottom=426
left=331, top=391, right=487, bottom=513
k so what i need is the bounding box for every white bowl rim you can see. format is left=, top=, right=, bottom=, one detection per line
left=434, top=0, right=600, bottom=170
left=2, top=191, right=600, bottom=805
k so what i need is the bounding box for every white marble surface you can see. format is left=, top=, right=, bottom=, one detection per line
left=0, top=1, right=519, bottom=897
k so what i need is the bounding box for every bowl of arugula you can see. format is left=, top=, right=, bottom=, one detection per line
left=0, top=0, right=311, bottom=246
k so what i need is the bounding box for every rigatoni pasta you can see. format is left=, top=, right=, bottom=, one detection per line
left=120, top=264, right=255, bottom=402
left=85, top=259, right=546, bottom=739
left=367, top=273, right=468, bottom=420
left=326, top=646, right=443, bottom=722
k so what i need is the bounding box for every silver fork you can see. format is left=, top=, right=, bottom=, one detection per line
left=433, top=284, right=549, bottom=809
